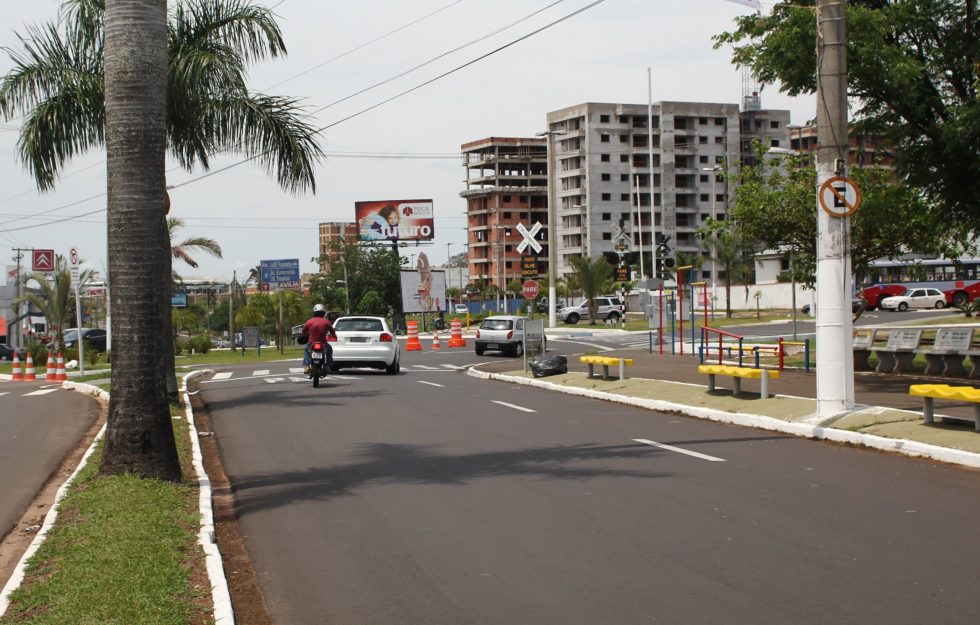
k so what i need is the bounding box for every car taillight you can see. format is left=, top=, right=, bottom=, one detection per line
left=475, top=329, right=481, bottom=339
left=507, top=330, right=513, bottom=340
left=326, top=335, right=336, bottom=342
left=379, top=333, right=393, bottom=342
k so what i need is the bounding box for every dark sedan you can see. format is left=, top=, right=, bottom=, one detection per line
left=0, top=343, right=24, bottom=361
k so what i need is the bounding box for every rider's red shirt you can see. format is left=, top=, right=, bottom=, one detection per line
left=302, top=317, right=336, bottom=343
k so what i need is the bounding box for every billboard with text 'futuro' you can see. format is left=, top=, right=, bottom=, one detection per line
left=356, top=199, right=434, bottom=242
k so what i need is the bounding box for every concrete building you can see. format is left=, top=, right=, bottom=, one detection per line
left=785, top=124, right=896, bottom=170
left=317, top=221, right=359, bottom=273
left=460, top=137, right=549, bottom=289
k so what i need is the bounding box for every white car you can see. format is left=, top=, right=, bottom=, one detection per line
left=329, top=316, right=400, bottom=374
left=879, top=287, right=946, bottom=311
left=453, top=303, right=469, bottom=316
left=474, top=315, right=527, bottom=357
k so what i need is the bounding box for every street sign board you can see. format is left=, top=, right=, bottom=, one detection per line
left=69, top=247, right=79, bottom=266
left=522, top=279, right=540, bottom=300
left=521, top=255, right=539, bottom=278
left=615, top=265, right=631, bottom=282
left=171, top=293, right=188, bottom=307
left=70, top=267, right=80, bottom=288
left=516, top=222, right=543, bottom=254
left=818, top=176, right=861, bottom=217
left=260, top=258, right=301, bottom=290
left=32, top=249, right=55, bottom=272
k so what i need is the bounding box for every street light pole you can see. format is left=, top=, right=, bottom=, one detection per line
left=537, top=130, right=558, bottom=328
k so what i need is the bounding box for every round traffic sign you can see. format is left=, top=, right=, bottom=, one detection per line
left=818, top=176, right=861, bottom=217
left=70, top=247, right=79, bottom=266
left=522, top=279, right=540, bottom=300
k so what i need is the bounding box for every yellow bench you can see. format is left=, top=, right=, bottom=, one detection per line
left=909, top=384, right=980, bottom=431
left=698, top=364, right=780, bottom=398
left=580, top=355, right=634, bottom=380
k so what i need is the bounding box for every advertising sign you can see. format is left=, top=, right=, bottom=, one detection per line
left=260, top=258, right=301, bottom=289
left=356, top=199, right=434, bottom=242
left=400, top=269, right=447, bottom=314
left=171, top=293, right=188, bottom=307
left=32, top=249, right=55, bottom=272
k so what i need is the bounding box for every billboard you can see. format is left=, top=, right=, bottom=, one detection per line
left=400, top=252, right=446, bottom=313
left=356, top=199, right=434, bottom=242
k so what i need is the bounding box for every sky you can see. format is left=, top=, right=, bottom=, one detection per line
left=0, top=0, right=813, bottom=284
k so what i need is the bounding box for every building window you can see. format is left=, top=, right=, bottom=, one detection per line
left=602, top=212, right=611, bottom=220
left=620, top=134, right=629, bottom=143
left=781, top=257, right=791, bottom=271
left=503, top=211, right=511, bottom=218
left=600, top=134, right=610, bottom=143
left=503, top=196, right=511, bottom=203
left=620, top=154, right=629, bottom=162
left=700, top=174, right=709, bottom=182
left=601, top=153, right=610, bottom=162
left=601, top=193, right=611, bottom=201
left=700, top=194, right=709, bottom=202
left=601, top=173, right=611, bottom=181
left=621, top=193, right=630, bottom=201
left=716, top=194, right=725, bottom=203
left=699, top=136, right=708, bottom=144
left=699, top=117, right=708, bottom=125
left=602, top=232, right=612, bottom=240
left=771, top=139, right=780, bottom=147
left=714, top=136, right=724, bottom=144
left=621, top=174, right=629, bottom=181
left=699, top=155, right=708, bottom=163
left=770, top=120, right=780, bottom=129
left=600, top=114, right=610, bottom=123
left=619, top=115, right=629, bottom=123
left=715, top=117, right=725, bottom=125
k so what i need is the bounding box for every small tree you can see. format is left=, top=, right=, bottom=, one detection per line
left=569, top=256, right=614, bottom=325
left=16, top=255, right=95, bottom=351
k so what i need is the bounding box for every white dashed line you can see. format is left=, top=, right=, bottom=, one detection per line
left=418, top=381, right=444, bottom=387
left=22, top=389, right=58, bottom=397
left=632, top=438, right=726, bottom=462
left=252, top=369, right=270, bottom=376
left=212, top=372, right=233, bottom=380
left=491, top=400, right=536, bottom=413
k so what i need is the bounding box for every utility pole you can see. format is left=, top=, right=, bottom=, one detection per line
left=11, top=248, right=30, bottom=348
left=538, top=130, right=558, bottom=328
left=229, top=270, right=235, bottom=347
left=815, top=0, right=853, bottom=415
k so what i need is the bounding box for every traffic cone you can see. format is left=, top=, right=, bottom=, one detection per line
left=448, top=318, right=466, bottom=348
left=23, top=353, right=37, bottom=381
left=405, top=321, right=422, bottom=351
left=45, top=353, right=57, bottom=382
left=11, top=353, right=23, bottom=381
left=56, top=352, right=67, bottom=381
left=432, top=331, right=441, bottom=350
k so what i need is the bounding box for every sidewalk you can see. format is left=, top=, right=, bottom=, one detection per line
left=470, top=345, right=980, bottom=469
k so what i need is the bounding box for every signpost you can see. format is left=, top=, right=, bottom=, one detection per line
left=260, top=259, right=300, bottom=353
left=70, top=247, right=84, bottom=375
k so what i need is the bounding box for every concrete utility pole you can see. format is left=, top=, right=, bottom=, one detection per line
left=815, top=0, right=854, bottom=415
left=539, top=130, right=559, bottom=328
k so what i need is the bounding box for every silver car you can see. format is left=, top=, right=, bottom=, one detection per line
left=475, top=315, right=529, bottom=357
left=330, top=316, right=401, bottom=374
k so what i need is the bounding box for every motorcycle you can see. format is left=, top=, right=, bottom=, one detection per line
left=309, top=340, right=329, bottom=387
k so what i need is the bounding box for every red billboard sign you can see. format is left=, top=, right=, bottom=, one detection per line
left=32, top=249, right=55, bottom=272
left=355, top=199, right=434, bottom=242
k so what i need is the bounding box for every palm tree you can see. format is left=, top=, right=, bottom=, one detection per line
left=1, top=0, right=321, bottom=479
left=15, top=255, right=95, bottom=352
left=569, top=256, right=614, bottom=325
left=713, top=227, right=754, bottom=319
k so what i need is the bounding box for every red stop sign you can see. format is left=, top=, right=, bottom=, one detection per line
left=522, top=279, right=540, bottom=300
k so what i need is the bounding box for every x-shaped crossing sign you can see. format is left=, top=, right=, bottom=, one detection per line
left=516, top=221, right=543, bottom=254
left=611, top=223, right=631, bottom=246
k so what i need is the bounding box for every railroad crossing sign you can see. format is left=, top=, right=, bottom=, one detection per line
left=522, top=279, right=540, bottom=300
left=611, top=223, right=630, bottom=246
left=516, top=221, right=543, bottom=254
left=818, top=176, right=861, bottom=218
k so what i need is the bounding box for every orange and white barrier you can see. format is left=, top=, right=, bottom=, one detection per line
left=448, top=318, right=466, bottom=348
left=405, top=321, right=422, bottom=351
left=432, top=331, right=441, bottom=350
left=56, top=352, right=67, bottom=381
left=45, top=353, right=57, bottom=382
left=11, top=353, right=23, bottom=381
left=23, top=354, right=37, bottom=382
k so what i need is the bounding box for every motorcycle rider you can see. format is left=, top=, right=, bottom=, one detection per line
left=301, top=304, right=338, bottom=376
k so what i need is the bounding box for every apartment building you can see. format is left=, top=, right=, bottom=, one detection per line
left=317, top=221, right=359, bottom=273
left=459, top=137, right=549, bottom=289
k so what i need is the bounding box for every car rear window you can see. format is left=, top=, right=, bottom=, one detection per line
left=334, top=318, right=384, bottom=332
left=480, top=319, right=513, bottom=331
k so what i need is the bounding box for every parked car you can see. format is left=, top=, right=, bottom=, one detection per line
left=858, top=284, right=907, bottom=310
left=557, top=296, right=625, bottom=324
left=0, top=343, right=25, bottom=361
left=54, top=328, right=108, bottom=353
left=453, top=303, right=469, bottom=316
left=879, top=287, right=946, bottom=311
left=474, top=315, right=542, bottom=357
left=329, top=315, right=400, bottom=374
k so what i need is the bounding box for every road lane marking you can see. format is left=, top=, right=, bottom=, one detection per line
left=418, top=381, right=444, bottom=387
left=23, top=389, right=59, bottom=397
left=289, top=367, right=304, bottom=373
left=252, top=369, right=270, bottom=376
left=212, top=372, right=233, bottom=380
left=264, top=377, right=286, bottom=384
left=439, top=364, right=464, bottom=369
left=492, top=400, right=536, bottom=413
left=411, top=365, right=442, bottom=370
left=0, top=392, right=8, bottom=397
left=633, top=439, right=726, bottom=462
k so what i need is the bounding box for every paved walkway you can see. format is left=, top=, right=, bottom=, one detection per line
left=473, top=332, right=980, bottom=469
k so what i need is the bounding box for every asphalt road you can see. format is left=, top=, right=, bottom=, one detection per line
left=0, top=380, right=101, bottom=538
left=200, top=347, right=980, bottom=625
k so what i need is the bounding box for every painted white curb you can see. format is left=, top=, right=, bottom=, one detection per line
left=469, top=368, right=980, bottom=470
left=0, top=382, right=108, bottom=616
left=182, top=369, right=235, bottom=625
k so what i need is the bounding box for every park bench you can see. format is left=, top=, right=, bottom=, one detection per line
left=697, top=364, right=780, bottom=399
left=917, top=328, right=974, bottom=377
left=580, top=355, right=633, bottom=380
left=853, top=329, right=878, bottom=371
left=908, top=384, right=980, bottom=431
left=872, top=329, right=922, bottom=374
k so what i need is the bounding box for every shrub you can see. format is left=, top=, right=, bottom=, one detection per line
left=189, top=333, right=211, bottom=354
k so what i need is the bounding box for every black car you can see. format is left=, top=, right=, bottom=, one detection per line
left=59, top=328, right=108, bottom=353
left=0, top=343, right=24, bottom=361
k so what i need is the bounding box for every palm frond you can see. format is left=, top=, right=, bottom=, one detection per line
left=174, top=0, right=286, bottom=66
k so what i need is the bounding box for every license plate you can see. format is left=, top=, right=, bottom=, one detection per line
left=486, top=343, right=499, bottom=349
left=311, top=352, right=324, bottom=360
left=347, top=337, right=369, bottom=343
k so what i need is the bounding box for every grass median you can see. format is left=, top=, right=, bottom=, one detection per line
left=0, top=391, right=211, bottom=625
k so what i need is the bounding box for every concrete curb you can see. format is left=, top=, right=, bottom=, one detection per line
left=0, top=382, right=108, bottom=617
left=182, top=370, right=235, bottom=625
left=468, top=368, right=980, bottom=470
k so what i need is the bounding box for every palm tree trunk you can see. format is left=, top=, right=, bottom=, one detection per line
left=99, top=0, right=180, bottom=481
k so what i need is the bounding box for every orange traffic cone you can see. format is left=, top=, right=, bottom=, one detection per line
left=448, top=318, right=467, bottom=348
left=11, top=353, right=23, bottom=381
left=45, top=353, right=57, bottom=381
left=56, top=352, right=67, bottom=382
left=23, top=353, right=37, bottom=381
left=432, top=331, right=441, bottom=350
left=405, top=321, right=422, bottom=351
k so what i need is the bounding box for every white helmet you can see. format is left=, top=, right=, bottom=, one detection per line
left=313, top=303, right=326, bottom=314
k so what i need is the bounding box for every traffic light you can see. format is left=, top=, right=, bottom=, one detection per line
left=656, top=235, right=674, bottom=278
